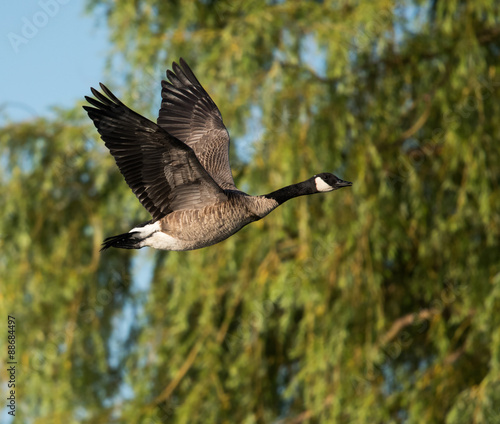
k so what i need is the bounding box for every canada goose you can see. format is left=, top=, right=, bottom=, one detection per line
left=84, top=59, right=352, bottom=251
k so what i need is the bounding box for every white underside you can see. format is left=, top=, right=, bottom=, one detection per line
left=129, top=222, right=185, bottom=251
left=144, top=231, right=185, bottom=250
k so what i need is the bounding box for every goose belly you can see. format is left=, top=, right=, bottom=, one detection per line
left=139, top=205, right=258, bottom=251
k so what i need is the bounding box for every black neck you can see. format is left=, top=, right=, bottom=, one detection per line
left=264, top=178, right=316, bottom=205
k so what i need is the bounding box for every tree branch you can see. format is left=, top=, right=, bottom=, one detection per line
left=379, top=308, right=438, bottom=346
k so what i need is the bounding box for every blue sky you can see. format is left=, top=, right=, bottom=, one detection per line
left=1, top=1, right=109, bottom=122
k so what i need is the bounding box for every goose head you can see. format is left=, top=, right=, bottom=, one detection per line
left=313, top=173, right=353, bottom=192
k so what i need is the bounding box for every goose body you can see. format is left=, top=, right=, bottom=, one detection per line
left=84, top=59, right=352, bottom=251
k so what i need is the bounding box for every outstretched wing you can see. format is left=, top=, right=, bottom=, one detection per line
left=157, top=58, right=237, bottom=190
left=84, top=84, right=227, bottom=221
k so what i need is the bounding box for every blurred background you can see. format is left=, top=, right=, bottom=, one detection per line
left=1, top=1, right=500, bottom=423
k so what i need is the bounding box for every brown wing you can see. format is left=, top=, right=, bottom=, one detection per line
left=84, top=83, right=227, bottom=221
left=157, top=58, right=237, bottom=190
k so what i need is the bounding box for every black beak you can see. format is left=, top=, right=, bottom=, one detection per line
left=336, top=180, right=353, bottom=188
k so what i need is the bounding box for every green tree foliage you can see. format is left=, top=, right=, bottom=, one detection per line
left=2, top=0, right=500, bottom=422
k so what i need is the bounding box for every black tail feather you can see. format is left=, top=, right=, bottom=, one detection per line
left=100, top=232, right=142, bottom=251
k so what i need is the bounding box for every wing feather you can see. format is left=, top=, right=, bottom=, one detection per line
left=157, top=58, right=237, bottom=190
left=84, top=84, right=227, bottom=221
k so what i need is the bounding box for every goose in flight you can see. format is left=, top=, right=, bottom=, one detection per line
left=84, top=59, right=352, bottom=251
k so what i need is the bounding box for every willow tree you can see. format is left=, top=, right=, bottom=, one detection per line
left=1, top=0, right=500, bottom=423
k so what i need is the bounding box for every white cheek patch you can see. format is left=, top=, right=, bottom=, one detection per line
left=315, top=176, right=334, bottom=192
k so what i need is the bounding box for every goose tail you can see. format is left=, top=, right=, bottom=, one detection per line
left=100, top=232, right=143, bottom=251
